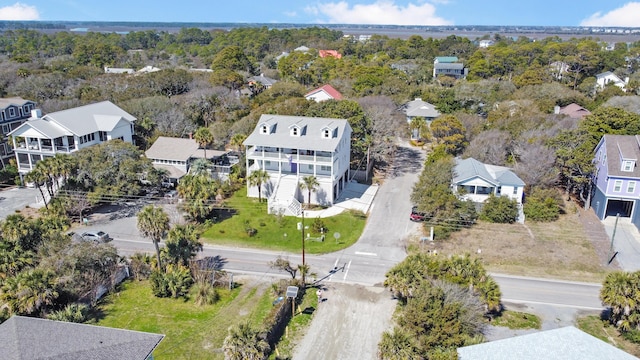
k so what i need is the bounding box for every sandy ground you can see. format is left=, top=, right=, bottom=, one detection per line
left=292, top=283, right=397, bottom=360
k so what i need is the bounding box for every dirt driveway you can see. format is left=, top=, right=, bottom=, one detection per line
left=292, top=283, right=396, bottom=360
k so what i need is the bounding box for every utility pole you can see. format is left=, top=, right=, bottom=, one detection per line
left=608, top=213, right=620, bottom=263
left=301, top=210, right=306, bottom=285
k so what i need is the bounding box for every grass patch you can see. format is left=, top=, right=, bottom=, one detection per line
left=577, top=315, right=640, bottom=357
left=202, top=187, right=366, bottom=254
left=93, top=279, right=273, bottom=360
left=491, top=310, right=541, bottom=330
left=270, top=287, right=319, bottom=359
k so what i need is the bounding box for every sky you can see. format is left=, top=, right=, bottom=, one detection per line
left=0, top=1, right=639, bottom=27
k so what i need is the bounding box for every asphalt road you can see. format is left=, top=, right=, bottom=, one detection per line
left=0, top=186, right=41, bottom=219
left=106, top=140, right=603, bottom=311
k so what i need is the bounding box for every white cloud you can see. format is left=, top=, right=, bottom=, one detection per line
left=0, top=2, right=40, bottom=20
left=306, top=1, right=452, bottom=26
left=580, top=2, right=640, bottom=27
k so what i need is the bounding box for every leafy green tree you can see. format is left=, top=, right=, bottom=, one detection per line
left=523, top=188, right=562, bottom=222
left=299, top=175, right=319, bottom=207
left=137, top=205, right=170, bottom=270
left=248, top=169, right=270, bottom=202
left=1, top=214, right=41, bottom=251
left=211, top=45, right=253, bottom=73
left=377, top=328, right=420, bottom=360
left=223, top=321, right=270, bottom=360
left=430, top=114, right=467, bottom=155
left=479, top=195, right=519, bottom=224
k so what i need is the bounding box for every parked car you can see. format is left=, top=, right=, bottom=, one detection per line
left=81, top=230, right=111, bottom=243
left=410, top=206, right=426, bottom=222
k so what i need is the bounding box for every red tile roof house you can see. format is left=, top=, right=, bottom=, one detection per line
left=318, top=50, right=342, bottom=59
left=305, top=84, right=343, bottom=102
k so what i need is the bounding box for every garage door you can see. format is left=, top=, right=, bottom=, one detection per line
left=606, top=199, right=634, bottom=217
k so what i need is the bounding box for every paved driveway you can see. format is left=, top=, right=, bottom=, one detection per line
left=0, top=186, right=42, bottom=219
left=602, top=216, right=640, bottom=271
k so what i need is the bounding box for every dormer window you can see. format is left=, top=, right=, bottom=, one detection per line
left=260, top=125, right=268, bottom=134
left=323, top=129, right=331, bottom=138
left=291, top=126, right=299, bottom=136
left=622, top=160, right=635, bottom=172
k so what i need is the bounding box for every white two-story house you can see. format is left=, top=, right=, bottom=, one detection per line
left=243, top=114, right=352, bottom=215
left=8, top=101, right=135, bottom=174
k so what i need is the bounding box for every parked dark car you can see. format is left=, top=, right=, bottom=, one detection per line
left=410, top=206, right=426, bottom=222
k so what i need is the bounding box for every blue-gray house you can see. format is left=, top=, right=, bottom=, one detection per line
left=591, top=134, right=640, bottom=229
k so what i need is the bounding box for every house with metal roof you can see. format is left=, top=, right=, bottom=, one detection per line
left=452, top=157, right=525, bottom=221
left=144, top=136, right=234, bottom=182
left=8, top=101, right=136, bottom=174
left=0, top=315, right=164, bottom=360
left=305, top=84, right=343, bottom=102
left=592, top=135, right=640, bottom=230
left=596, top=71, right=628, bottom=91
left=458, top=326, right=637, bottom=360
left=401, top=97, right=441, bottom=139
left=0, top=97, right=36, bottom=168
left=243, top=114, right=352, bottom=215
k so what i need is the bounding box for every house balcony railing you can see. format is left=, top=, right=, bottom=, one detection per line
left=247, top=149, right=332, bottom=163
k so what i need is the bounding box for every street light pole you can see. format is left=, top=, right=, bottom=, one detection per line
left=301, top=210, right=306, bottom=285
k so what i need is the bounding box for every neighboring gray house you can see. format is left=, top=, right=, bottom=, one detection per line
left=244, top=114, right=352, bottom=215
left=8, top=101, right=136, bottom=174
left=433, top=56, right=468, bottom=79
left=458, top=326, right=638, bottom=360
left=145, top=136, right=234, bottom=182
left=452, top=157, right=526, bottom=222
left=0, top=315, right=164, bottom=360
left=249, top=74, right=278, bottom=89
left=402, top=98, right=441, bottom=139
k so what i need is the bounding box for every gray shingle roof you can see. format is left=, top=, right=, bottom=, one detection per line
left=0, top=97, right=32, bottom=109
left=602, top=134, right=640, bottom=178
left=458, top=326, right=638, bottom=360
left=0, top=315, right=164, bottom=360
left=403, top=98, right=441, bottom=118
left=145, top=136, right=227, bottom=161
left=453, top=157, right=525, bottom=187
left=243, top=114, right=351, bottom=152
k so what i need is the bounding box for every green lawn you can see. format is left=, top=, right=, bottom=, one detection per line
left=201, top=187, right=367, bottom=254
left=93, top=279, right=274, bottom=360
left=490, top=310, right=541, bottom=330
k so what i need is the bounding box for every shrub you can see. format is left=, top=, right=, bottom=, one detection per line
left=523, top=188, right=562, bottom=222
left=480, top=195, right=518, bottom=223
left=47, top=303, right=90, bottom=323
left=193, top=283, right=220, bottom=306
left=129, top=253, right=153, bottom=280
left=311, top=217, right=327, bottom=234
left=150, top=265, right=193, bottom=298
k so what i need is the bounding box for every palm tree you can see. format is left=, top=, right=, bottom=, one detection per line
left=194, top=126, right=214, bottom=159
left=229, top=133, right=247, bottom=152
left=377, top=328, right=418, bottom=360
left=137, top=205, right=170, bottom=270
left=164, top=224, right=203, bottom=266
left=0, top=242, right=34, bottom=279
left=0, top=268, right=59, bottom=316
left=189, top=158, right=210, bottom=177
left=248, top=169, right=270, bottom=202
left=600, top=271, right=640, bottom=329
left=409, top=116, right=426, bottom=140
left=299, top=175, right=319, bottom=207
left=24, top=167, right=49, bottom=209
left=223, top=321, right=270, bottom=360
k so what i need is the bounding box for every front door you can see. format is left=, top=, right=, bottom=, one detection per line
left=291, top=162, right=297, bottom=173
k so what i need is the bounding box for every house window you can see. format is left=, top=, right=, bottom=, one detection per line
left=1, top=124, right=7, bottom=134
left=320, top=165, right=330, bottom=171
left=323, top=129, right=330, bottom=138
left=614, top=180, right=623, bottom=192
left=622, top=160, right=634, bottom=172
left=308, top=165, right=313, bottom=170
left=8, top=107, right=15, bottom=117
left=99, top=131, right=107, bottom=141
left=602, top=154, right=606, bottom=165
left=291, top=127, right=299, bottom=136
left=265, top=161, right=271, bottom=166
left=260, top=125, right=268, bottom=134
left=628, top=181, right=636, bottom=193
left=512, top=187, right=518, bottom=195
left=496, top=186, right=501, bottom=195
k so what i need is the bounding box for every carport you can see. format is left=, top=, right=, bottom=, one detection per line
left=605, top=199, right=634, bottom=218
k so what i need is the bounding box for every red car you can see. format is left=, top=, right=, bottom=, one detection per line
left=410, top=206, right=426, bottom=222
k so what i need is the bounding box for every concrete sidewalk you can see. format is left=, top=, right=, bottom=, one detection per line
left=301, top=182, right=378, bottom=218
